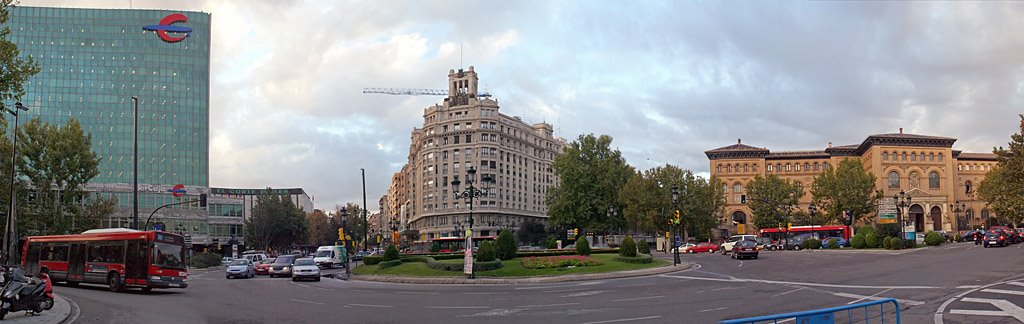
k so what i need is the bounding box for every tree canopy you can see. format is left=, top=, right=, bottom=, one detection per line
left=306, top=209, right=335, bottom=247
left=747, top=174, right=803, bottom=231
left=545, top=134, right=633, bottom=233
left=617, top=164, right=725, bottom=240
left=810, top=158, right=878, bottom=225
left=244, top=190, right=309, bottom=252
left=979, top=115, right=1024, bottom=225
left=0, top=0, right=40, bottom=111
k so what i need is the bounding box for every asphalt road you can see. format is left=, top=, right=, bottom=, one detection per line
left=53, top=242, right=1024, bottom=323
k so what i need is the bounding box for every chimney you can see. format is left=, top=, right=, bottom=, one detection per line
left=737, top=138, right=742, bottom=144
left=828, top=142, right=832, bottom=148
left=899, top=127, right=903, bottom=134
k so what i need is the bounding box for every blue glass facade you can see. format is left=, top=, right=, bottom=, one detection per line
left=7, top=6, right=210, bottom=189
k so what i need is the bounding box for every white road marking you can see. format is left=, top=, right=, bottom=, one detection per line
left=659, top=274, right=940, bottom=289
left=293, top=283, right=311, bottom=288
left=772, top=287, right=805, bottom=297
left=982, top=288, right=1024, bottom=296
left=847, top=288, right=892, bottom=305
left=396, top=291, right=438, bottom=295
left=831, top=292, right=925, bottom=306
left=612, top=295, right=664, bottom=302
left=290, top=299, right=324, bottom=305
left=462, top=292, right=510, bottom=295
left=315, top=287, right=332, bottom=291
left=615, top=283, right=655, bottom=288
left=561, top=290, right=607, bottom=297
left=544, top=288, right=592, bottom=293
left=955, top=285, right=982, bottom=289
left=516, top=302, right=580, bottom=308
left=699, top=307, right=727, bottom=313
left=352, top=289, right=377, bottom=293
left=348, top=303, right=394, bottom=308
left=426, top=306, right=490, bottom=309
left=1006, top=282, right=1024, bottom=288
left=711, top=287, right=741, bottom=292
left=581, top=315, right=661, bottom=324
left=950, top=298, right=1024, bottom=321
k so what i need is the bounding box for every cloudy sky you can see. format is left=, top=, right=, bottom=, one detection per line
left=22, top=0, right=1024, bottom=212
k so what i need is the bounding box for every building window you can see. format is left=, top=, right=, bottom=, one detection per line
left=929, top=171, right=940, bottom=189
left=717, top=165, right=722, bottom=173
left=786, top=164, right=791, bottom=171
left=813, top=163, right=819, bottom=171
left=938, top=154, right=943, bottom=162
left=902, top=152, right=907, bottom=161
left=744, top=165, right=749, bottom=172
left=767, top=164, right=773, bottom=172
left=795, top=164, right=801, bottom=171
left=965, top=180, right=972, bottom=194
left=888, top=171, right=900, bottom=188
left=804, top=163, right=810, bottom=171
left=882, top=152, right=888, bottom=160
left=981, top=208, right=990, bottom=220
left=733, top=183, right=743, bottom=203
left=911, top=153, right=916, bottom=161
left=929, top=153, right=935, bottom=162
left=752, top=165, right=758, bottom=172
left=726, top=165, right=732, bottom=172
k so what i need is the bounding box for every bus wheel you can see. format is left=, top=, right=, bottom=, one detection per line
left=108, top=273, right=124, bottom=292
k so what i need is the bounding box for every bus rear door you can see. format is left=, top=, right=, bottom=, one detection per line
left=68, top=243, right=86, bottom=282
left=126, top=240, right=148, bottom=285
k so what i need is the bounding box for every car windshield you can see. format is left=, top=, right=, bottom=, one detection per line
left=315, top=250, right=332, bottom=257
left=274, top=255, right=295, bottom=264
left=153, top=242, right=186, bottom=269
left=230, top=260, right=248, bottom=266
left=294, top=258, right=315, bottom=266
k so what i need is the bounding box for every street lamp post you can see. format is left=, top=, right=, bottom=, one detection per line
left=451, top=166, right=488, bottom=279
left=894, top=191, right=912, bottom=244
left=671, top=185, right=680, bottom=266
left=2, top=102, right=28, bottom=265
left=808, top=203, right=817, bottom=240
left=951, top=202, right=965, bottom=231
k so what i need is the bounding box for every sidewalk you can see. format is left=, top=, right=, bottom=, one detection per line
left=351, top=262, right=693, bottom=285
left=2, top=294, right=73, bottom=324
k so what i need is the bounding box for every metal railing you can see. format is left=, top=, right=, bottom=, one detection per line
left=721, top=298, right=901, bottom=324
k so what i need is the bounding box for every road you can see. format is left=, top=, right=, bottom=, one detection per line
left=55, top=242, right=1024, bottom=323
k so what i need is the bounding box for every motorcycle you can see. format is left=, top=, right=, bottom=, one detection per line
left=0, top=267, right=52, bottom=319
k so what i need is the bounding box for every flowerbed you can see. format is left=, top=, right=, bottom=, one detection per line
left=520, top=255, right=602, bottom=269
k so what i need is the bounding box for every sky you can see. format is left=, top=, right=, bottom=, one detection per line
left=20, top=0, right=1024, bottom=212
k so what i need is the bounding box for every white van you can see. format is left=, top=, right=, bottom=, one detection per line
left=313, top=246, right=345, bottom=269
left=241, top=251, right=268, bottom=264
left=720, top=235, right=757, bottom=255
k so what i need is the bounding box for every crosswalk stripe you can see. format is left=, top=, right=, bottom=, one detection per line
left=980, top=289, right=1024, bottom=296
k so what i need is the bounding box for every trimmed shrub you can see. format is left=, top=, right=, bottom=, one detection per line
left=427, top=253, right=464, bottom=260
left=520, top=255, right=602, bottom=269
left=426, top=258, right=463, bottom=271
left=614, top=254, right=654, bottom=264
left=546, top=237, right=558, bottom=250
left=363, top=256, right=384, bottom=265
left=576, top=237, right=592, bottom=256
left=384, top=245, right=401, bottom=261
left=496, top=230, right=518, bottom=260
left=857, top=225, right=876, bottom=238
left=379, top=260, right=403, bottom=269
left=877, top=224, right=900, bottom=239
left=851, top=234, right=866, bottom=249
left=925, top=231, right=944, bottom=246
left=802, top=238, right=822, bottom=249
left=473, top=260, right=504, bottom=272
left=637, top=239, right=650, bottom=254
left=430, top=242, right=441, bottom=253
left=827, top=238, right=839, bottom=249
left=189, top=252, right=222, bottom=269
left=619, top=236, right=637, bottom=257
left=402, top=256, right=431, bottom=263
left=476, top=241, right=497, bottom=262
left=891, top=238, right=905, bottom=250
left=882, top=236, right=893, bottom=249
left=865, top=232, right=879, bottom=248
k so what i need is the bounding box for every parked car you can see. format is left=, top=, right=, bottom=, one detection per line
left=684, top=242, right=719, bottom=253
left=241, top=251, right=268, bottom=264
left=225, top=259, right=255, bottom=279
left=720, top=235, right=757, bottom=255
left=755, top=237, right=780, bottom=251
left=821, top=237, right=849, bottom=248
left=592, top=243, right=610, bottom=249
left=984, top=231, right=1008, bottom=248
left=221, top=257, right=234, bottom=266
left=989, top=226, right=1016, bottom=243
left=350, top=250, right=377, bottom=262
left=731, top=240, right=759, bottom=259
left=962, top=230, right=984, bottom=242
left=291, top=258, right=321, bottom=282
left=255, top=258, right=275, bottom=275
left=269, top=254, right=297, bottom=278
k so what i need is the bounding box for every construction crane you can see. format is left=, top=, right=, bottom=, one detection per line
left=362, top=87, right=491, bottom=97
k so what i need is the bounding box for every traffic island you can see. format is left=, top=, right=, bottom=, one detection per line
left=350, top=253, right=687, bottom=284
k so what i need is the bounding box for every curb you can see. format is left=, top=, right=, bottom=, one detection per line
left=351, top=262, right=693, bottom=285
left=1, top=293, right=73, bottom=324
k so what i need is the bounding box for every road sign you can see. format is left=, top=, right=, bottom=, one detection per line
left=879, top=214, right=897, bottom=224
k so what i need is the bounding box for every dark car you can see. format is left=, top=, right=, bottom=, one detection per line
left=269, top=254, right=296, bottom=278
left=984, top=231, right=1008, bottom=248
left=962, top=230, right=984, bottom=242
left=731, top=240, right=759, bottom=259
left=990, top=226, right=1016, bottom=244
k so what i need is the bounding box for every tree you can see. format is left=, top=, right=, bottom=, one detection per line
left=617, top=165, right=725, bottom=240
left=306, top=209, right=334, bottom=247
left=516, top=218, right=546, bottom=246
left=495, top=230, right=517, bottom=260
left=0, top=0, right=40, bottom=110
left=747, top=174, right=802, bottom=231
left=546, top=134, right=634, bottom=234
left=979, top=115, right=1024, bottom=225
left=244, top=190, right=309, bottom=253
left=810, top=158, right=878, bottom=225
left=338, top=203, right=368, bottom=247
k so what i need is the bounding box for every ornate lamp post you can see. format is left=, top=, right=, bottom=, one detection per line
left=808, top=203, right=817, bottom=239
left=894, top=191, right=912, bottom=243
left=451, top=166, right=489, bottom=279
left=951, top=202, right=965, bottom=231
left=671, top=185, right=681, bottom=266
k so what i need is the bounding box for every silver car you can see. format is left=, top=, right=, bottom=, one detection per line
left=225, top=259, right=255, bottom=279
left=291, top=258, right=321, bottom=282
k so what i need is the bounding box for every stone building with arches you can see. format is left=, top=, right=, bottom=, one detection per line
left=706, top=130, right=998, bottom=238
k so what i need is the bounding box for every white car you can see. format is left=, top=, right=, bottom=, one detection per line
left=225, top=259, right=255, bottom=279
left=720, top=235, right=757, bottom=255
left=291, top=258, right=321, bottom=282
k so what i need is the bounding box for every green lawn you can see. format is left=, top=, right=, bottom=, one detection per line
left=352, top=253, right=669, bottom=278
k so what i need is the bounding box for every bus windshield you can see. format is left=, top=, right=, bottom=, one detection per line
left=153, top=242, right=185, bottom=269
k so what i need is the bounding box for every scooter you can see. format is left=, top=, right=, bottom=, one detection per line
left=0, top=267, right=51, bottom=319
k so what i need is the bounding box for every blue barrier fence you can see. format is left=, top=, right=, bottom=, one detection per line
left=721, top=298, right=901, bottom=324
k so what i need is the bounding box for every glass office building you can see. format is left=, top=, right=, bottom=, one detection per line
left=5, top=7, right=217, bottom=244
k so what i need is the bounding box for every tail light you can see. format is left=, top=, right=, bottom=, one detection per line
left=1001, top=236, right=1005, bottom=240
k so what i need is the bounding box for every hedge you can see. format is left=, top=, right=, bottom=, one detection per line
left=614, top=254, right=653, bottom=264
left=379, top=260, right=403, bottom=269
left=882, top=236, right=893, bottom=249
left=384, top=245, right=401, bottom=261
left=496, top=230, right=518, bottom=260
left=363, top=256, right=383, bottom=265
left=576, top=237, right=592, bottom=256
left=473, top=260, right=504, bottom=272
left=925, top=231, right=944, bottom=246
left=827, top=238, right=839, bottom=249
left=476, top=241, right=497, bottom=262
left=620, top=236, right=637, bottom=257
left=851, top=234, right=866, bottom=249
left=637, top=239, right=650, bottom=254
left=401, top=256, right=432, bottom=263
left=865, top=233, right=879, bottom=248
left=802, top=238, right=822, bottom=249
left=189, top=252, right=222, bottom=269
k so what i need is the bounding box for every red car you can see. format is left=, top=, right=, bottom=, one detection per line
left=731, top=240, right=759, bottom=259
left=255, top=258, right=275, bottom=275
left=683, top=242, right=719, bottom=253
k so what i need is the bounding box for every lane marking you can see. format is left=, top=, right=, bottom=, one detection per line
left=581, top=315, right=661, bottom=324
left=396, top=291, right=439, bottom=295
left=772, top=287, right=806, bottom=297
left=612, top=295, right=665, bottom=302
left=955, top=285, right=981, bottom=289
left=315, top=287, right=332, bottom=292
left=463, top=292, right=510, bottom=295
left=953, top=297, right=1024, bottom=321
left=426, top=306, right=490, bottom=309
left=699, top=307, right=727, bottom=313
left=561, top=290, right=607, bottom=297
left=981, top=288, right=1024, bottom=296
left=352, top=289, right=377, bottom=293
left=1006, top=282, right=1024, bottom=288
left=348, top=303, right=394, bottom=308
left=290, top=299, right=325, bottom=305
left=615, top=283, right=655, bottom=288
left=847, top=288, right=892, bottom=305
left=711, top=287, right=741, bottom=292
left=831, top=292, right=924, bottom=306
left=544, top=288, right=593, bottom=293
left=659, top=274, right=940, bottom=289
left=293, top=283, right=312, bottom=288
left=516, top=302, right=580, bottom=308
left=950, top=310, right=1012, bottom=317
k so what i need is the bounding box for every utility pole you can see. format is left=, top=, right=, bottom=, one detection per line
left=362, top=168, right=368, bottom=252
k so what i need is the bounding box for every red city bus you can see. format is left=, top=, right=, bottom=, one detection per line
left=21, top=228, right=188, bottom=292
left=760, top=225, right=852, bottom=242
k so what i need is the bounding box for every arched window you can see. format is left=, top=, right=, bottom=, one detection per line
left=966, top=209, right=973, bottom=220
left=911, top=152, right=917, bottom=161
left=733, top=183, right=743, bottom=204
left=744, top=164, right=749, bottom=172
left=753, top=165, right=758, bottom=172
left=929, top=153, right=935, bottom=162
left=929, top=171, right=940, bottom=188
left=982, top=208, right=990, bottom=220
left=804, top=163, right=810, bottom=171
left=777, top=164, right=782, bottom=172
left=965, top=180, right=972, bottom=194
left=796, top=182, right=804, bottom=196
left=888, top=171, right=900, bottom=188
left=938, top=154, right=944, bottom=161
left=726, top=165, right=732, bottom=172
left=902, top=152, right=907, bottom=161
left=717, top=165, right=722, bottom=173
left=957, top=164, right=962, bottom=171
left=814, top=163, right=819, bottom=171
left=767, top=164, right=773, bottom=172
left=882, top=152, right=889, bottom=160
left=972, top=165, right=977, bottom=171
left=795, top=164, right=801, bottom=171
left=786, top=164, right=791, bottom=171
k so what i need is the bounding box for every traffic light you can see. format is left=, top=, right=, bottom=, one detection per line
left=787, top=223, right=793, bottom=231
left=741, top=195, right=747, bottom=204
left=673, top=210, right=681, bottom=224
left=199, top=193, right=207, bottom=208
left=338, top=228, right=345, bottom=241
left=573, top=228, right=579, bottom=237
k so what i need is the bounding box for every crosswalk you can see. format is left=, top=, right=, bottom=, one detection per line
left=946, top=280, right=1024, bottom=323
